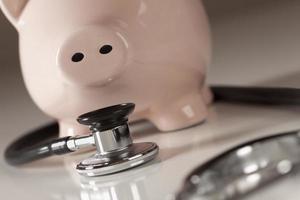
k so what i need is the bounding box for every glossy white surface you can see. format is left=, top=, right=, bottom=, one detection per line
left=1, top=0, right=300, bottom=199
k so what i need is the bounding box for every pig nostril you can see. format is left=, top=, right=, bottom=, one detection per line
left=99, top=45, right=113, bottom=54
left=72, top=52, right=84, bottom=62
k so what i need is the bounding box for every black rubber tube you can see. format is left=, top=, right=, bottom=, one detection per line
left=211, top=85, right=300, bottom=105
left=4, top=122, right=73, bottom=166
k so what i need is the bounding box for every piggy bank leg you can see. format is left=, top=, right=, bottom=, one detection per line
left=147, top=89, right=212, bottom=132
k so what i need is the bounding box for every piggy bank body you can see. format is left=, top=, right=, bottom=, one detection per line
left=1, top=0, right=211, bottom=136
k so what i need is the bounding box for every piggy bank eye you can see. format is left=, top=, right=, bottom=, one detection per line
left=99, top=45, right=113, bottom=54
left=72, top=52, right=84, bottom=62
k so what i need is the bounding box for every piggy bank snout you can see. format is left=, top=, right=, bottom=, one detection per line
left=57, top=27, right=128, bottom=86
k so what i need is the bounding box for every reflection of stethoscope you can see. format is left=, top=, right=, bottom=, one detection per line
left=4, top=86, right=300, bottom=178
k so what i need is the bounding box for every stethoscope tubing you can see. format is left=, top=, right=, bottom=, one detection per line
left=212, top=86, right=300, bottom=105
left=4, top=122, right=73, bottom=165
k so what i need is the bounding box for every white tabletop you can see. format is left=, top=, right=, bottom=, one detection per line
left=1, top=0, right=300, bottom=199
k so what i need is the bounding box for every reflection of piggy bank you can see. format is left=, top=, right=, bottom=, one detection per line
left=0, top=0, right=212, bottom=135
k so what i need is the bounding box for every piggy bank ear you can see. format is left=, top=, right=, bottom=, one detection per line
left=0, top=0, right=28, bottom=27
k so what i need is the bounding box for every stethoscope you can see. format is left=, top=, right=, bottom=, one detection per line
left=5, top=86, right=300, bottom=180
left=5, top=103, right=159, bottom=177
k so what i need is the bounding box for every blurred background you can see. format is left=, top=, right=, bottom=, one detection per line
left=0, top=0, right=300, bottom=145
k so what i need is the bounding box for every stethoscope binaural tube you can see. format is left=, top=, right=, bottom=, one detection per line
left=176, top=130, right=300, bottom=200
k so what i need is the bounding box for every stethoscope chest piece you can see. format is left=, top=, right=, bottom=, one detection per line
left=76, top=142, right=158, bottom=176
left=76, top=103, right=159, bottom=177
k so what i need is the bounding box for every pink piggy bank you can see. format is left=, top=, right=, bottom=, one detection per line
left=0, top=0, right=212, bottom=136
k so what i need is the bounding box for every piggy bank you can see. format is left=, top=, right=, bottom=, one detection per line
left=0, top=0, right=212, bottom=136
